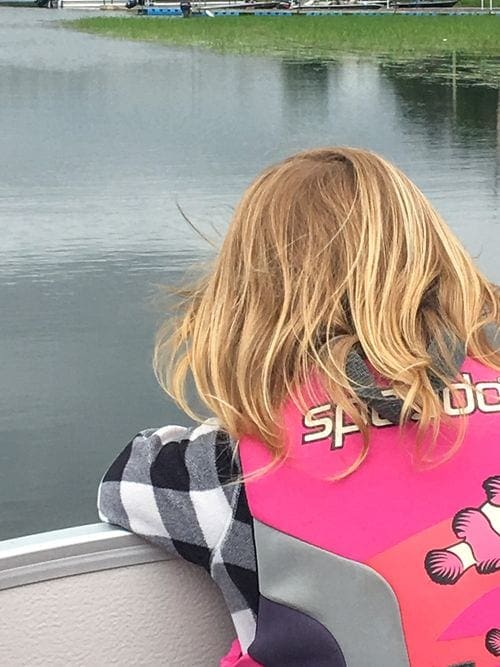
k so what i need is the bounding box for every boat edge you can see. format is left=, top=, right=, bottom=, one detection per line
left=0, top=523, right=170, bottom=591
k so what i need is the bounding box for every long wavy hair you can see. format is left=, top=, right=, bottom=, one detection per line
left=154, top=147, right=500, bottom=470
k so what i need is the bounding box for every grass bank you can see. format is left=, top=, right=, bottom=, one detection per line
left=69, top=15, right=500, bottom=58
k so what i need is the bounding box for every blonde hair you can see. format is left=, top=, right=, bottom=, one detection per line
left=154, top=147, right=500, bottom=470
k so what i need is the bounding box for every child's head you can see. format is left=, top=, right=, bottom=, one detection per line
left=155, top=147, right=500, bottom=459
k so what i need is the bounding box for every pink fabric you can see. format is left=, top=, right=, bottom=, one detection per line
left=440, top=589, right=500, bottom=641
left=220, top=640, right=263, bottom=667
left=239, top=357, right=500, bottom=666
left=240, top=358, right=500, bottom=559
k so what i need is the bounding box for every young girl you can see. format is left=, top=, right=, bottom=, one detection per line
left=98, top=148, right=500, bottom=667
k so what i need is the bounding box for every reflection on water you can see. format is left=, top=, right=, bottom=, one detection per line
left=380, top=52, right=500, bottom=88
left=0, top=9, right=499, bottom=539
left=281, top=60, right=330, bottom=120
left=383, top=59, right=499, bottom=143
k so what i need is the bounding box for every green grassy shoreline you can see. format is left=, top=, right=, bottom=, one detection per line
left=68, top=15, right=500, bottom=59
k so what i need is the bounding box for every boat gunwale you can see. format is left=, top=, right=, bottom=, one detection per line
left=0, top=523, right=169, bottom=592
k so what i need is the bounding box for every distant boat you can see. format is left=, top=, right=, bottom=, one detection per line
left=203, top=0, right=292, bottom=8
left=298, top=0, right=457, bottom=8
left=1, top=0, right=36, bottom=5
left=392, top=0, right=458, bottom=6
left=134, top=0, right=293, bottom=6
left=132, top=0, right=292, bottom=8
left=201, top=0, right=383, bottom=10
left=133, top=0, right=458, bottom=12
left=295, top=1, right=384, bottom=9
left=196, top=0, right=385, bottom=11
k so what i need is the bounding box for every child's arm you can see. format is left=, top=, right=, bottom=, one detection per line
left=97, top=422, right=240, bottom=571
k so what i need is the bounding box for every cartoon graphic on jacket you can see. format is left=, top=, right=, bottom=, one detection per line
left=425, top=476, right=500, bottom=586
left=98, top=355, right=500, bottom=666
left=424, top=476, right=500, bottom=660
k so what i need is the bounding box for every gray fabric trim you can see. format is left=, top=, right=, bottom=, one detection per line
left=254, top=520, right=410, bottom=667
left=485, top=323, right=500, bottom=351
left=346, top=334, right=466, bottom=424
left=427, top=333, right=467, bottom=391
left=345, top=350, right=404, bottom=424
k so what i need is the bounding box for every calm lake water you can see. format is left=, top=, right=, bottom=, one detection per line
left=0, top=8, right=499, bottom=540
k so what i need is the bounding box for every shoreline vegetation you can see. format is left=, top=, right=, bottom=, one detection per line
left=68, top=16, right=500, bottom=59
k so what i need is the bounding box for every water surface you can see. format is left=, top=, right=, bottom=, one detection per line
left=0, top=9, right=499, bottom=539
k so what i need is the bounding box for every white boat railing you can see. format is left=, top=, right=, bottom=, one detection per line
left=0, top=522, right=168, bottom=591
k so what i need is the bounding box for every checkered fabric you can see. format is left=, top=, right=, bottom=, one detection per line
left=98, top=421, right=258, bottom=651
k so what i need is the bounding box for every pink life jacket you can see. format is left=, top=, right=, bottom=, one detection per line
left=233, top=356, right=500, bottom=667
